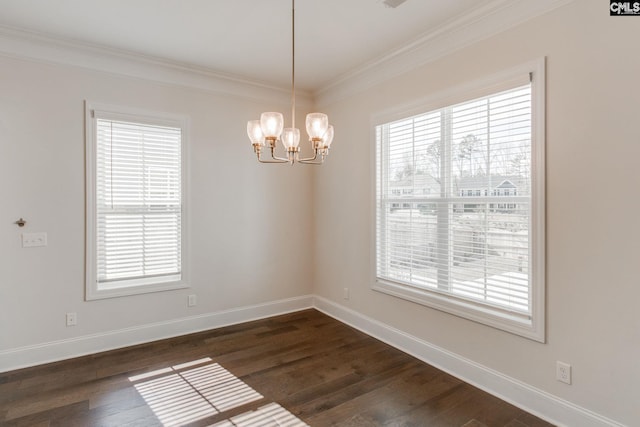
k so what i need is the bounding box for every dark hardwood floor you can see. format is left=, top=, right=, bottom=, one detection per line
left=0, top=309, right=553, bottom=426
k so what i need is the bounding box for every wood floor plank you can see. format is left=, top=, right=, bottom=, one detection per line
left=3, top=401, right=88, bottom=427
left=0, top=309, right=554, bottom=426
left=303, top=367, right=466, bottom=426
left=289, top=357, right=424, bottom=419
left=427, top=387, right=524, bottom=426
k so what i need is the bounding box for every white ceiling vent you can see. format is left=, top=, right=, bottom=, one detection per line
left=382, top=0, right=408, bottom=8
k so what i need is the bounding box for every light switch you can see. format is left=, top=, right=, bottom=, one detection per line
left=22, top=232, right=47, bottom=247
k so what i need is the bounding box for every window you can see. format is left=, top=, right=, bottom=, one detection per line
left=85, top=103, right=188, bottom=299
left=374, top=62, right=545, bottom=341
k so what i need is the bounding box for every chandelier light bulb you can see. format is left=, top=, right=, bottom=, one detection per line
left=260, top=112, right=284, bottom=139
left=247, top=120, right=265, bottom=146
left=322, top=125, right=334, bottom=148
left=281, top=127, right=301, bottom=150
left=305, top=113, right=329, bottom=140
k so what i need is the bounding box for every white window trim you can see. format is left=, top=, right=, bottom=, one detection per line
left=85, top=102, right=190, bottom=300
left=370, top=59, right=546, bottom=342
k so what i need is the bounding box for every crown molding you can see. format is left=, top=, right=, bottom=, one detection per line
left=0, top=25, right=312, bottom=107
left=314, top=0, right=575, bottom=108
left=0, top=0, right=573, bottom=108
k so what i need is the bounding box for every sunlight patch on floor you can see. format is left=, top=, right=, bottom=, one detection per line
left=209, top=402, right=309, bottom=427
left=129, top=358, right=263, bottom=427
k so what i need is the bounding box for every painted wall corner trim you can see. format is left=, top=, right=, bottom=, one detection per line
left=312, top=296, right=624, bottom=427
left=314, top=0, right=574, bottom=107
left=0, top=295, right=313, bottom=373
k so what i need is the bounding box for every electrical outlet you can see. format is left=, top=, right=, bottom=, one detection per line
left=556, top=361, right=571, bottom=384
left=66, top=312, right=77, bottom=326
left=343, top=287, right=350, bottom=300
left=188, top=294, right=197, bottom=307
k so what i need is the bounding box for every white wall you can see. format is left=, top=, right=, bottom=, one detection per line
left=313, top=1, right=639, bottom=425
left=0, top=56, right=314, bottom=356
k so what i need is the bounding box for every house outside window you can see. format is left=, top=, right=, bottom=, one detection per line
left=374, top=61, right=545, bottom=341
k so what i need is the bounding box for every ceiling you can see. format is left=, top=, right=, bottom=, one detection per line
left=0, top=0, right=493, bottom=91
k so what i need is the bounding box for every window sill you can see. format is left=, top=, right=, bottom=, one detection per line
left=373, top=278, right=544, bottom=342
left=86, top=279, right=188, bottom=301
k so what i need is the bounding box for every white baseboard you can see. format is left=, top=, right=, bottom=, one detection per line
left=0, top=295, right=313, bottom=373
left=0, top=294, right=623, bottom=427
left=312, top=296, right=623, bottom=427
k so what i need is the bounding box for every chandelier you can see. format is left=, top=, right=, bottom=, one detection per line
left=246, top=0, right=334, bottom=165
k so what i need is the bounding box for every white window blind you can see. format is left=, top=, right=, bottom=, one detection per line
left=86, top=104, right=187, bottom=299
left=375, top=69, right=544, bottom=340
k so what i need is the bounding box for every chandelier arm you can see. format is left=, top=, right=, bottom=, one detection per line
left=298, top=158, right=325, bottom=165
left=298, top=150, right=326, bottom=164
left=256, top=147, right=288, bottom=163
left=258, top=156, right=288, bottom=164
left=296, top=150, right=319, bottom=163
left=270, top=145, right=290, bottom=162
left=269, top=151, right=290, bottom=162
